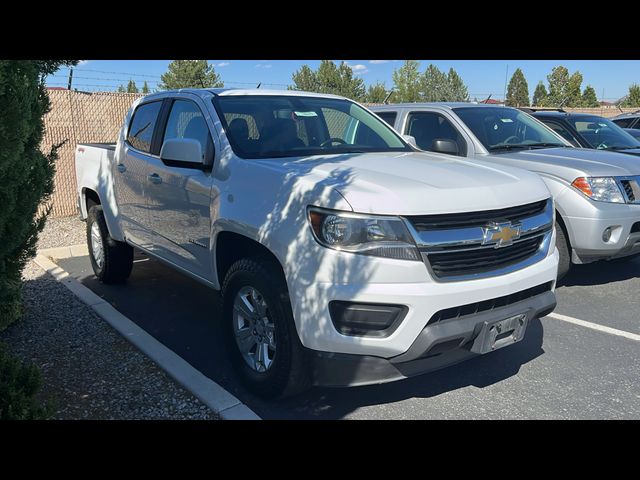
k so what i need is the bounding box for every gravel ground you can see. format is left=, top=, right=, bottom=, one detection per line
left=0, top=216, right=218, bottom=419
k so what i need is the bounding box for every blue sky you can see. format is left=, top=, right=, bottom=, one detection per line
left=46, top=60, right=640, bottom=102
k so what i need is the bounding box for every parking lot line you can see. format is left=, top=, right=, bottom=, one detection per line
left=547, top=312, right=640, bottom=342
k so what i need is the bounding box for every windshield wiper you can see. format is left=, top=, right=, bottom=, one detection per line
left=608, top=145, right=640, bottom=151
left=489, top=142, right=566, bottom=152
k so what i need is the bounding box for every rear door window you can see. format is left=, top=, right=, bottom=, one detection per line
left=375, top=111, right=398, bottom=127
left=127, top=101, right=163, bottom=153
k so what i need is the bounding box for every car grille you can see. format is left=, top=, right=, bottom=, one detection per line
left=406, top=199, right=548, bottom=231
left=426, top=236, right=544, bottom=279
left=405, top=199, right=554, bottom=281
left=620, top=180, right=636, bottom=202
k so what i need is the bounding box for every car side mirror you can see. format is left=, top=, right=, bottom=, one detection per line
left=432, top=138, right=459, bottom=155
left=160, top=138, right=208, bottom=168
left=402, top=134, right=417, bottom=148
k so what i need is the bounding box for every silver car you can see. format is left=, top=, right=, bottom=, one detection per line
left=372, top=103, right=640, bottom=279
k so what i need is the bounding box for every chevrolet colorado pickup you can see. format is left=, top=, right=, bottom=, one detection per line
left=373, top=103, right=640, bottom=279
left=75, top=89, right=558, bottom=398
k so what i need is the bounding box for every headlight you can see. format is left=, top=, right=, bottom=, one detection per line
left=571, top=177, right=625, bottom=203
left=307, top=207, right=420, bottom=261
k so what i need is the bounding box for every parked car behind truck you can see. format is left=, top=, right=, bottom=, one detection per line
left=373, top=103, right=640, bottom=279
left=75, top=89, right=558, bottom=398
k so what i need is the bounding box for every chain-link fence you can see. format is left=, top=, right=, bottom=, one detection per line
left=42, top=91, right=640, bottom=218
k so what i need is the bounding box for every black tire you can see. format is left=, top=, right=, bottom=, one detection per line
left=87, top=205, right=133, bottom=284
left=221, top=257, right=311, bottom=399
left=555, top=220, right=571, bottom=281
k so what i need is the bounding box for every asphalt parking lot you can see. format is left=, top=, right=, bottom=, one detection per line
left=55, top=251, right=640, bottom=419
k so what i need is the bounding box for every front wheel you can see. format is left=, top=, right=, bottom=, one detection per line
left=222, top=257, right=311, bottom=399
left=555, top=220, right=571, bottom=281
left=87, top=205, right=133, bottom=284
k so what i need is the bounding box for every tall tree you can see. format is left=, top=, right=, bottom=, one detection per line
left=365, top=82, right=388, bottom=104
left=289, top=60, right=365, bottom=100
left=0, top=60, right=77, bottom=329
left=141, top=81, right=150, bottom=94
left=392, top=60, right=422, bottom=103
left=546, top=66, right=570, bottom=107
left=566, top=72, right=584, bottom=107
left=505, top=68, right=530, bottom=107
left=117, top=84, right=126, bottom=93
left=446, top=68, right=469, bottom=102
left=581, top=85, right=599, bottom=108
left=126, top=79, right=138, bottom=93
left=421, top=64, right=448, bottom=101
left=532, top=81, right=548, bottom=106
left=621, top=84, right=640, bottom=107
left=159, top=60, right=223, bottom=89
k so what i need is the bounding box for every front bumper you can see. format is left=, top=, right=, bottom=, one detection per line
left=311, top=290, right=556, bottom=387
left=566, top=213, right=640, bottom=263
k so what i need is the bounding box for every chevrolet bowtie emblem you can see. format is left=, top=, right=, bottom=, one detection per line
left=482, top=222, right=521, bottom=248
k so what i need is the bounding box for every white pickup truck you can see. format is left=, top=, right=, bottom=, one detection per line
left=75, top=88, right=558, bottom=398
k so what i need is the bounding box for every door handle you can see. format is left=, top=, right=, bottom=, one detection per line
left=117, top=163, right=126, bottom=173
left=147, top=173, right=162, bottom=185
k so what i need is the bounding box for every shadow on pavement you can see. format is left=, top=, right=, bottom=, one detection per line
left=57, top=252, right=545, bottom=419
left=558, top=255, right=640, bottom=288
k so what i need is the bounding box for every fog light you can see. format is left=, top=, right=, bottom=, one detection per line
left=329, top=301, right=407, bottom=337
left=603, top=227, right=612, bottom=242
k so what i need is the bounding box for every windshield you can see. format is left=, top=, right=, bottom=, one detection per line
left=568, top=115, right=640, bottom=150
left=452, top=106, right=567, bottom=152
left=213, top=95, right=411, bottom=159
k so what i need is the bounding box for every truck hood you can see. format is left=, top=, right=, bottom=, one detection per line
left=484, top=147, right=640, bottom=179
left=256, top=151, right=550, bottom=215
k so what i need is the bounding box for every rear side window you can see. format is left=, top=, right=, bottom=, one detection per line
left=375, top=111, right=398, bottom=127
left=127, top=101, right=162, bottom=153
left=613, top=118, right=634, bottom=128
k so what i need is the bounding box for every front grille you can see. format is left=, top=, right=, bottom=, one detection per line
left=621, top=180, right=636, bottom=202
left=428, top=282, right=553, bottom=325
left=407, top=200, right=548, bottom=231
left=426, top=236, right=544, bottom=278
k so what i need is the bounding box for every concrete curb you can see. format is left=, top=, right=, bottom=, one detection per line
left=34, top=246, right=261, bottom=420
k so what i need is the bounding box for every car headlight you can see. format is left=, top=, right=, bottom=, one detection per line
left=307, top=207, right=420, bottom=261
left=571, top=177, right=625, bottom=203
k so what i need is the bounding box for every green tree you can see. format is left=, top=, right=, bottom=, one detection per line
left=0, top=60, right=77, bottom=330
left=289, top=60, right=365, bottom=100
left=159, top=60, right=223, bottom=89
left=581, top=85, right=599, bottom=108
left=365, top=82, right=388, bottom=104
left=566, top=72, right=584, bottom=107
left=117, top=84, right=126, bottom=93
left=142, top=81, right=150, bottom=94
left=392, top=60, right=423, bottom=103
left=421, top=64, right=448, bottom=101
left=505, top=68, right=530, bottom=107
left=446, top=68, right=469, bottom=102
left=290, top=64, right=318, bottom=92
left=126, top=79, right=138, bottom=93
left=0, top=344, right=50, bottom=419
left=621, top=84, right=640, bottom=107
left=532, top=81, right=548, bottom=106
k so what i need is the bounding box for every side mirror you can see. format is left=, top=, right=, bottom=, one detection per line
left=160, top=138, right=208, bottom=167
left=402, top=134, right=417, bottom=148
left=432, top=138, right=459, bottom=155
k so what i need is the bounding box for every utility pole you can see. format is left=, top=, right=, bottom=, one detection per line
left=67, top=68, right=74, bottom=90
left=502, top=64, right=509, bottom=104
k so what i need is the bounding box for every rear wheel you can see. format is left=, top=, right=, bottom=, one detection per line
left=222, top=257, right=311, bottom=399
left=555, top=220, right=571, bottom=281
left=87, top=205, right=133, bottom=284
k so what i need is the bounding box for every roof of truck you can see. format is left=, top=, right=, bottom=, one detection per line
left=371, top=102, right=508, bottom=110
left=141, top=88, right=345, bottom=100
